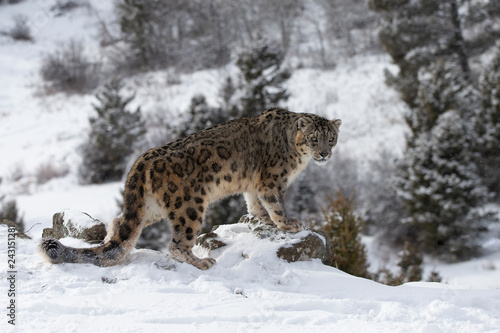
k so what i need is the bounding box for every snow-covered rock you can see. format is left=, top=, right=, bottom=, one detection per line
left=196, top=215, right=333, bottom=265
left=42, top=209, right=106, bottom=244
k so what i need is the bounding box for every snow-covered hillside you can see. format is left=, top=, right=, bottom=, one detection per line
left=1, top=1, right=500, bottom=332
left=3, top=224, right=500, bottom=333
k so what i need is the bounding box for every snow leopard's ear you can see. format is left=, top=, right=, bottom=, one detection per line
left=332, top=119, right=342, bottom=129
left=297, top=117, right=312, bottom=131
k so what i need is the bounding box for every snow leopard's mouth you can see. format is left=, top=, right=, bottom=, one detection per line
left=314, top=158, right=329, bottom=166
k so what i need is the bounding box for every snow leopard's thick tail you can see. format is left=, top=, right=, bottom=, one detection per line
left=39, top=157, right=148, bottom=267
left=39, top=236, right=125, bottom=267
left=39, top=210, right=144, bottom=267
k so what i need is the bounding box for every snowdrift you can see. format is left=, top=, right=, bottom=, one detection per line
left=2, top=222, right=500, bottom=333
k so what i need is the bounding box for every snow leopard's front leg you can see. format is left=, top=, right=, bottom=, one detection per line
left=257, top=190, right=304, bottom=232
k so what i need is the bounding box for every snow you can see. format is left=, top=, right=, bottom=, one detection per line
left=58, top=208, right=103, bottom=230
left=2, top=224, right=500, bottom=332
left=1, top=1, right=500, bottom=332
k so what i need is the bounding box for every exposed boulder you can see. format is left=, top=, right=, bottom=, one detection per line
left=42, top=209, right=106, bottom=243
left=196, top=215, right=334, bottom=265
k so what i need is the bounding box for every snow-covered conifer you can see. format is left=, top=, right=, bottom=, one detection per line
left=396, top=111, right=492, bottom=261
left=79, top=79, right=146, bottom=184
left=476, top=45, right=500, bottom=196
left=236, top=39, right=291, bottom=117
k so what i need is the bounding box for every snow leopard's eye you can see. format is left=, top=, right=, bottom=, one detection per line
left=311, top=137, right=318, bottom=143
left=328, top=137, right=335, bottom=143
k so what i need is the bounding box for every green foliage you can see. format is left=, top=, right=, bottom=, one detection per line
left=396, top=240, right=423, bottom=283
left=369, top=0, right=469, bottom=109
left=236, top=39, right=291, bottom=118
left=118, top=0, right=168, bottom=70
left=375, top=240, right=424, bottom=286
left=175, top=95, right=229, bottom=139
left=290, top=173, right=318, bottom=220
left=117, top=0, right=231, bottom=71
left=427, top=270, right=442, bottom=283
left=79, top=79, right=146, bottom=184
left=408, top=60, right=476, bottom=139
left=319, top=192, right=370, bottom=278
left=396, top=110, right=494, bottom=262
left=476, top=45, right=500, bottom=196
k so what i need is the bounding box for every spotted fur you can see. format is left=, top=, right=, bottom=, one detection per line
left=40, top=108, right=341, bottom=270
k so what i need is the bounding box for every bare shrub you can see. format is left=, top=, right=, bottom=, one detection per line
left=9, top=15, right=33, bottom=42
left=40, top=39, right=101, bottom=94
left=8, top=164, right=24, bottom=182
left=51, top=0, right=88, bottom=14
left=35, top=161, right=70, bottom=185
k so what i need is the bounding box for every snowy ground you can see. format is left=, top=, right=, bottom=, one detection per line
left=2, top=224, right=500, bottom=333
left=1, top=1, right=500, bottom=332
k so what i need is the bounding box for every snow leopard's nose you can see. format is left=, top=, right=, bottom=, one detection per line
left=320, top=151, right=329, bottom=158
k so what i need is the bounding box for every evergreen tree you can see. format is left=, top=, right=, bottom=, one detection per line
left=375, top=240, right=425, bottom=286
left=79, top=79, right=146, bottom=184
left=396, top=240, right=423, bottom=283
left=319, top=192, right=370, bottom=278
left=407, top=59, right=477, bottom=140
left=236, top=39, right=291, bottom=118
left=476, top=45, right=500, bottom=196
left=369, top=1, right=498, bottom=262
left=118, top=0, right=171, bottom=70
left=175, top=95, right=228, bottom=138
left=289, top=172, right=318, bottom=221
left=396, top=110, right=493, bottom=262
left=117, top=0, right=231, bottom=71
left=369, top=0, right=470, bottom=109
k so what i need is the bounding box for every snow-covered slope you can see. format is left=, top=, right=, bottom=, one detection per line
left=2, top=225, right=500, bottom=333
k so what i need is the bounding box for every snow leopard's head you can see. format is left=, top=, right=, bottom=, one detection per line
left=296, top=114, right=342, bottom=166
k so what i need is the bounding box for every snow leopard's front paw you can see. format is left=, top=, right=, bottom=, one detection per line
left=277, top=218, right=304, bottom=233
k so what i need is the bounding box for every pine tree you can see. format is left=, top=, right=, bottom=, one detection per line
left=476, top=44, right=500, bottom=196
left=396, top=240, right=423, bottom=283
left=369, top=0, right=470, bottom=108
left=117, top=0, right=231, bottom=71
left=375, top=240, right=425, bottom=286
left=407, top=60, right=476, bottom=139
left=175, top=95, right=228, bottom=138
left=396, top=110, right=493, bottom=262
left=118, top=0, right=175, bottom=70
left=79, top=79, right=146, bottom=184
left=289, top=173, right=318, bottom=220
left=236, top=39, right=291, bottom=118
left=319, top=192, right=369, bottom=278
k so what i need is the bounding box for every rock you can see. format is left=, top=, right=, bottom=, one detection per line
left=196, top=215, right=333, bottom=265
left=1, top=219, right=31, bottom=239
left=276, top=230, right=333, bottom=264
left=195, top=232, right=227, bottom=251
left=42, top=209, right=106, bottom=243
